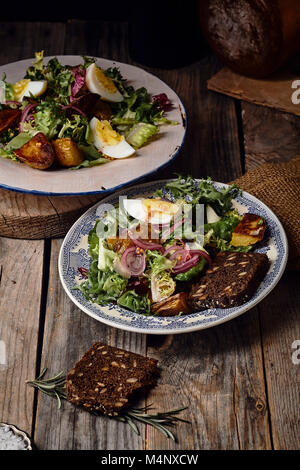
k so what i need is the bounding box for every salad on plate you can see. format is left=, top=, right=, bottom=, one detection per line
left=76, top=176, right=268, bottom=317
left=0, top=52, right=176, bottom=170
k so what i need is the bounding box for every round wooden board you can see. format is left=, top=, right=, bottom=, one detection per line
left=0, top=188, right=104, bottom=239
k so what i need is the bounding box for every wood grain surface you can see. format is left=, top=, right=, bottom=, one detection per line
left=0, top=238, right=44, bottom=433
left=0, top=19, right=299, bottom=451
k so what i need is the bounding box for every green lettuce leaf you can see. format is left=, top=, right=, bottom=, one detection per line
left=117, top=290, right=150, bottom=314
left=24, top=51, right=45, bottom=80
left=126, top=122, right=158, bottom=149
left=34, top=100, right=65, bottom=139
left=1, top=73, right=14, bottom=101
left=58, top=114, right=90, bottom=143
left=175, top=258, right=206, bottom=282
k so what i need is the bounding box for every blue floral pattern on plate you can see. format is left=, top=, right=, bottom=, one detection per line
left=58, top=180, right=288, bottom=334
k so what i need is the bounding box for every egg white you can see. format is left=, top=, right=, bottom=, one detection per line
left=22, top=80, right=47, bottom=99
left=89, top=117, right=135, bottom=159
left=123, top=198, right=180, bottom=224
left=86, top=63, right=124, bottom=103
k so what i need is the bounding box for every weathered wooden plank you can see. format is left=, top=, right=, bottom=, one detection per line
left=0, top=238, right=44, bottom=434
left=259, top=271, right=300, bottom=450
left=242, top=102, right=300, bottom=171
left=0, top=22, right=65, bottom=66
left=147, top=309, right=272, bottom=449
left=64, top=19, right=131, bottom=64
left=150, top=56, right=243, bottom=182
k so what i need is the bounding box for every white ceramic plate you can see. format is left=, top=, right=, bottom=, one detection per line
left=0, top=56, right=186, bottom=196
left=59, top=179, right=288, bottom=335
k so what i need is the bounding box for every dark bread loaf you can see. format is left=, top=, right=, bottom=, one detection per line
left=188, top=251, right=269, bottom=310
left=66, top=343, right=159, bottom=415
left=199, top=0, right=300, bottom=77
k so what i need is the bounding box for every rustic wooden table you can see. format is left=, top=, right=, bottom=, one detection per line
left=0, top=20, right=299, bottom=450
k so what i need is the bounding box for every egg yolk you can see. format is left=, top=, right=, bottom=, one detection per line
left=12, top=79, right=30, bottom=100
left=142, top=199, right=179, bottom=219
left=95, top=120, right=124, bottom=146
left=94, top=66, right=119, bottom=93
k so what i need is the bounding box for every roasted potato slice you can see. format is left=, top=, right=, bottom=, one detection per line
left=0, top=108, right=21, bottom=134
left=231, top=213, right=266, bottom=247
left=14, top=132, right=55, bottom=170
left=53, top=138, right=84, bottom=167
left=151, top=292, right=192, bottom=317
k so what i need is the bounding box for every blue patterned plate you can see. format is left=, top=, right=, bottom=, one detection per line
left=58, top=180, right=288, bottom=334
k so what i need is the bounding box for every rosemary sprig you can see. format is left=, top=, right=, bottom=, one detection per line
left=116, top=404, right=190, bottom=441
left=26, top=368, right=67, bottom=409
left=26, top=368, right=189, bottom=441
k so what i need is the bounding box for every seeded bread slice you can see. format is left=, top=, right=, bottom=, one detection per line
left=66, top=343, right=159, bottom=415
left=188, top=251, right=269, bottom=310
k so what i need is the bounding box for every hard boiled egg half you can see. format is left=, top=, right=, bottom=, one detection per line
left=13, top=79, right=47, bottom=101
left=85, top=63, right=123, bottom=102
left=89, top=117, right=135, bottom=159
left=123, top=198, right=181, bottom=225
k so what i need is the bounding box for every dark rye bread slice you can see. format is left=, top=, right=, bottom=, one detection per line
left=66, top=343, right=159, bottom=415
left=188, top=251, right=270, bottom=310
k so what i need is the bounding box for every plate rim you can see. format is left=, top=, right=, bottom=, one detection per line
left=0, top=55, right=187, bottom=196
left=58, top=178, right=288, bottom=335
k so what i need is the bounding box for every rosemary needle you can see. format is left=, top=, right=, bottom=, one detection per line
left=26, top=368, right=190, bottom=440
left=26, top=368, right=67, bottom=409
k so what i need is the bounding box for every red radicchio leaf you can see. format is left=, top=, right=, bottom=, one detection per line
left=152, top=93, right=171, bottom=111
left=70, top=65, right=86, bottom=102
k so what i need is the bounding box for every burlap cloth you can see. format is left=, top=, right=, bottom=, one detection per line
left=231, top=158, right=300, bottom=270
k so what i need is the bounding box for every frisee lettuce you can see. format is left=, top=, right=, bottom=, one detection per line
left=117, top=290, right=150, bottom=314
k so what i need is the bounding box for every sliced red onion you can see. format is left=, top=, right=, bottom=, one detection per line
left=129, top=235, right=164, bottom=252
left=189, top=250, right=212, bottom=265
left=121, top=246, right=146, bottom=277
left=19, top=103, right=38, bottom=132
left=78, top=267, right=88, bottom=278
left=61, top=104, right=87, bottom=117
left=113, top=258, right=131, bottom=279
left=161, top=218, right=184, bottom=240
left=163, top=244, right=183, bottom=257
left=172, top=254, right=200, bottom=274
left=5, top=100, right=21, bottom=106
left=169, top=249, right=191, bottom=263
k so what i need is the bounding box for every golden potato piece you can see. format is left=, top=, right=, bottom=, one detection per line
left=0, top=108, right=21, bottom=134
left=151, top=292, right=192, bottom=317
left=231, top=213, right=266, bottom=247
left=14, top=132, right=55, bottom=170
left=53, top=138, right=84, bottom=167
